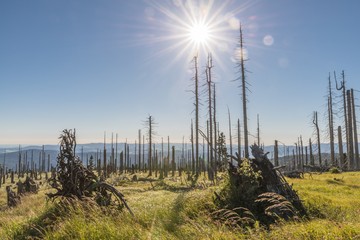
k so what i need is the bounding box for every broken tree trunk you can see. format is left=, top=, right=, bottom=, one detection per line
left=249, top=144, right=306, bottom=216
left=47, top=129, right=133, bottom=216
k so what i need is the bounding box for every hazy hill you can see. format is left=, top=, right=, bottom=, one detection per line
left=0, top=143, right=357, bottom=170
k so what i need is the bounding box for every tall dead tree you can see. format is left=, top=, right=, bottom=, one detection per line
left=313, top=111, right=322, bottom=166
left=257, top=114, right=260, bottom=147
left=327, top=74, right=335, bottom=166
left=213, top=83, right=218, bottom=173
left=346, top=90, right=354, bottom=169
left=206, top=54, right=214, bottom=173
left=192, top=56, right=200, bottom=175
left=274, top=140, right=279, bottom=166
left=191, top=120, right=195, bottom=174
left=115, top=134, right=118, bottom=173
left=138, top=129, right=141, bottom=172
left=18, top=145, right=21, bottom=177
left=237, top=24, right=249, bottom=158
left=338, top=126, right=344, bottom=168
left=335, top=71, right=349, bottom=167
left=351, top=89, right=359, bottom=169
left=300, top=136, right=304, bottom=170
left=228, top=107, right=233, bottom=158
left=111, top=133, right=115, bottom=174
left=237, top=118, right=241, bottom=160
left=103, top=132, right=107, bottom=178
left=146, top=115, right=155, bottom=176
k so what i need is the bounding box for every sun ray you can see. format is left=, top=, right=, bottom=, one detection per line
left=139, top=0, right=258, bottom=72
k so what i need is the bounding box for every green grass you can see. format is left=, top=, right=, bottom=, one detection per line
left=1, top=171, right=360, bottom=239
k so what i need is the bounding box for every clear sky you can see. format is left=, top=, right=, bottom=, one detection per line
left=1, top=0, right=359, bottom=146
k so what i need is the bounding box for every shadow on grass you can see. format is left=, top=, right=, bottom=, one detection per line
left=326, top=179, right=360, bottom=189
left=9, top=202, right=61, bottom=239
left=149, top=180, right=193, bottom=192
left=164, top=192, right=186, bottom=234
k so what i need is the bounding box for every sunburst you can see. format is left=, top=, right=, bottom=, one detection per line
left=142, top=0, right=254, bottom=68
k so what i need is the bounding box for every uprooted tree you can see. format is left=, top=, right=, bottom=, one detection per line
left=214, top=144, right=306, bottom=227
left=47, top=129, right=133, bottom=216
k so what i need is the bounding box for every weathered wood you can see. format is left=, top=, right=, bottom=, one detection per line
left=250, top=144, right=306, bottom=215
left=6, top=186, right=21, bottom=207
left=47, top=129, right=133, bottom=216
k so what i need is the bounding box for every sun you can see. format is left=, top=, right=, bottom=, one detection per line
left=188, top=22, right=210, bottom=45
left=142, top=0, right=251, bottom=67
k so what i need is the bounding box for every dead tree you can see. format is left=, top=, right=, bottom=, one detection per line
left=309, top=138, right=314, bottom=165
left=225, top=144, right=307, bottom=223
left=7, top=186, right=21, bottom=207
left=138, top=129, right=141, bottom=172
left=228, top=107, right=233, bottom=158
left=237, top=24, right=249, bottom=158
left=47, top=129, right=133, bottom=216
left=146, top=115, right=156, bottom=176
left=213, top=83, right=218, bottom=174
left=191, top=120, right=195, bottom=174
left=327, top=74, right=335, bottom=166
left=351, top=89, right=359, bottom=169
left=338, top=126, right=344, bottom=168
left=346, top=90, right=354, bottom=169
left=257, top=114, right=260, bottom=146
left=171, top=146, right=175, bottom=177
left=192, top=56, right=200, bottom=175
left=237, top=118, right=241, bottom=160
left=206, top=54, right=214, bottom=175
left=103, top=132, right=107, bottom=178
left=274, top=140, right=279, bottom=167
left=312, top=112, right=322, bottom=166
left=300, top=136, right=304, bottom=171
left=335, top=71, right=350, bottom=168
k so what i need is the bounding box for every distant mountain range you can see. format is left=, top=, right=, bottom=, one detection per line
left=0, top=143, right=358, bottom=170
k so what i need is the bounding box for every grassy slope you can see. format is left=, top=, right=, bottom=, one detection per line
left=0, top=172, right=360, bottom=239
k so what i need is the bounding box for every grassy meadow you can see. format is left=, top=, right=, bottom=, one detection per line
left=0, top=171, right=360, bottom=239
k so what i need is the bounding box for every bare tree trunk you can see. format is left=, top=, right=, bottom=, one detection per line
left=300, top=135, right=304, bottom=171
left=143, top=135, right=145, bottom=172
left=238, top=24, right=249, bottom=158
left=206, top=120, right=210, bottom=177
left=111, top=133, right=114, bottom=174
left=292, top=149, right=296, bottom=170
left=171, top=146, right=175, bottom=177
left=138, top=129, right=141, bottom=172
left=115, top=134, right=118, bottom=173
left=124, top=141, right=127, bottom=173
left=18, top=145, right=21, bottom=178
left=237, top=118, right=241, bottom=159
left=206, top=54, right=214, bottom=174
left=213, top=83, right=217, bottom=175
left=347, top=90, right=354, bottom=169
left=295, top=143, right=299, bottom=170
left=351, top=89, right=359, bottom=169
left=313, top=112, right=322, bottom=166
left=148, top=116, right=153, bottom=176
left=191, top=120, right=195, bottom=174
left=228, top=107, right=233, bottom=158
left=328, top=75, right=335, bottom=166
left=257, top=114, right=260, bottom=146
left=274, top=140, right=279, bottom=166
left=338, top=126, right=344, bottom=169
left=193, top=56, right=200, bottom=175
left=103, top=132, right=107, bottom=178
left=335, top=71, right=349, bottom=168
left=166, top=136, right=169, bottom=177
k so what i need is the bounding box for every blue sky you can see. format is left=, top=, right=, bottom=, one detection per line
left=1, top=0, right=359, bottom=146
